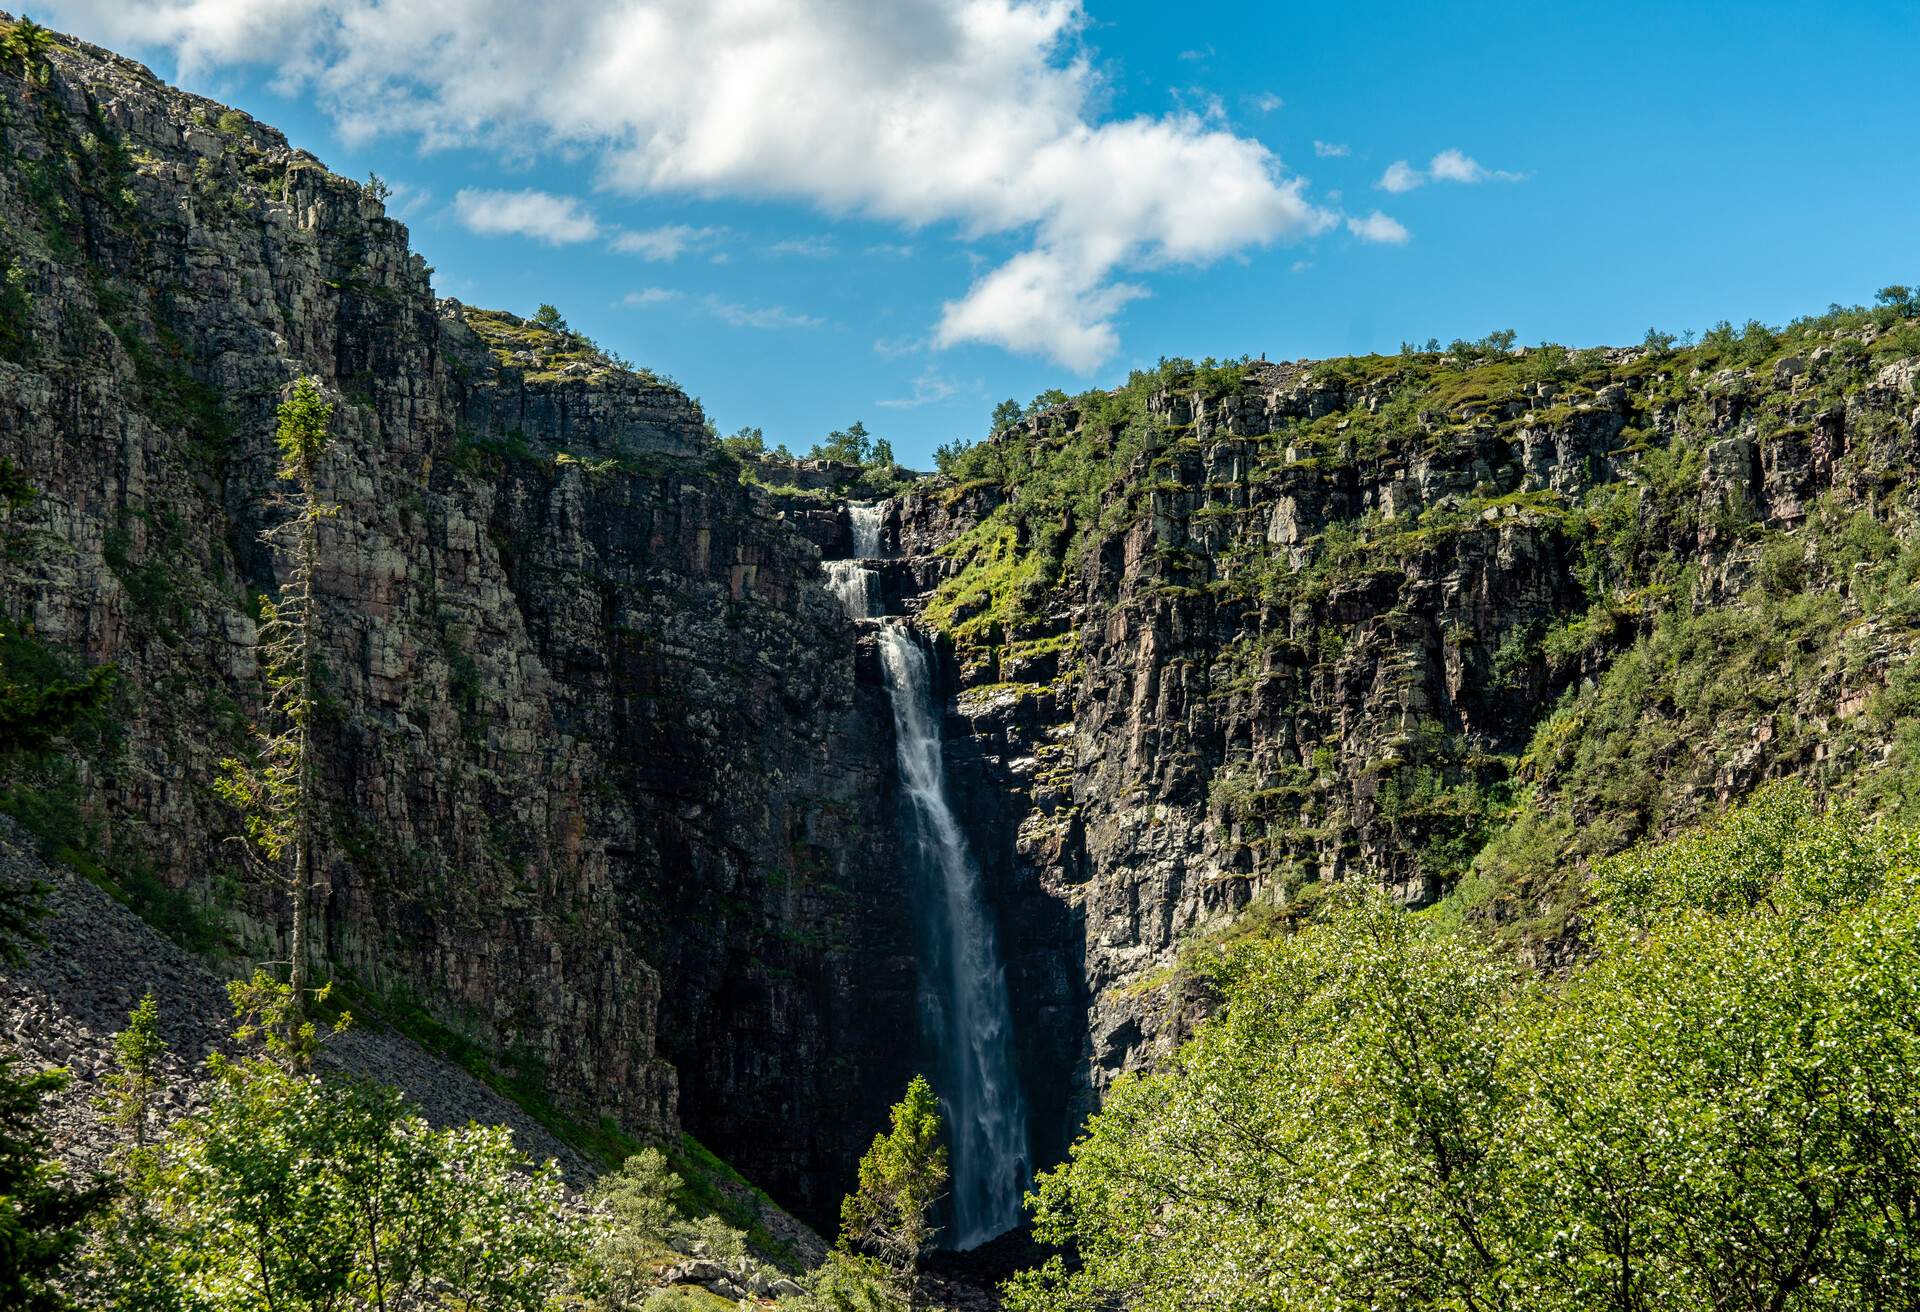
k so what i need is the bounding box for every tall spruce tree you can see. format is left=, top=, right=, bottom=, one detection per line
left=216, top=376, right=336, bottom=1017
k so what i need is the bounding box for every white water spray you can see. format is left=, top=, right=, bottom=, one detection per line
left=848, top=502, right=886, bottom=560
left=823, top=560, right=879, bottom=618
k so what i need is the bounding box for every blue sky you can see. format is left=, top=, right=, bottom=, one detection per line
left=38, top=1, right=1920, bottom=467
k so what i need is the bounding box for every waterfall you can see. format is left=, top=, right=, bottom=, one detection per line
left=877, top=621, right=1030, bottom=1249
left=823, top=560, right=879, bottom=619
left=820, top=498, right=1029, bottom=1249
left=848, top=501, right=886, bottom=559
left=824, top=504, right=886, bottom=620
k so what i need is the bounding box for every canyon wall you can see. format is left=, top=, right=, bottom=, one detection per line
left=869, top=344, right=1920, bottom=1121
left=0, top=26, right=915, bottom=1222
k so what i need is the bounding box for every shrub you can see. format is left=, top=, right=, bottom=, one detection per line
left=1008, top=787, right=1920, bottom=1312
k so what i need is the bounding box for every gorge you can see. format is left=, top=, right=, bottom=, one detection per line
left=5, top=15, right=1920, bottom=1307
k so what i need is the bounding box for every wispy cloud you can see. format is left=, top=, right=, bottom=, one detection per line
left=382, top=179, right=433, bottom=220
left=1347, top=210, right=1410, bottom=244
left=872, top=334, right=926, bottom=359
left=1250, top=91, right=1285, bottom=113
left=866, top=242, right=916, bottom=259
left=452, top=188, right=599, bottom=244
left=611, top=224, right=724, bottom=261
left=1313, top=140, right=1350, bottom=158
left=876, top=367, right=963, bottom=409
left=1429, top=148, right=1524, bottom=184
left=1378, top=148, right=1524, bottom=192
left=1172, top=87, right=1228, bottom=124
left=1178, top=44, right=1215, bottom=62
left=703, top=296, right=824, bottom=331
left=621, top=287, right=681, bottom=307
left=768, top=235, right=835, bottom=258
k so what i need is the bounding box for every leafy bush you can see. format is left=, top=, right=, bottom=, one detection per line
left=1009, top=785, right=1920, bottom=1312
left=81, top=974, right=584, bottom=1311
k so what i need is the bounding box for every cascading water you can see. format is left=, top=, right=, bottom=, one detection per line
left=823, top=503, right=886, bottom=618
left=848, top=501, right=885, bottom=560
left=821, top=500, right=1030, bottom=1248
left=878, top=623, right=1030, bottom=1248
left=823, top=560, right=879, bottom=618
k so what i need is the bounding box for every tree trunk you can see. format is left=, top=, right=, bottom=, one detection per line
left=289, top=456, right=320, bottom=1017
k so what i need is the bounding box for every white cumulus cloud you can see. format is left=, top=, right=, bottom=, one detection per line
left=1346, top=211, right=1409, bottom=245
left=46, top=0, right=1346, bottom=370
left=452, top=188, right=600, bottom=244
left=1378, top=160, right=1424, bottom=193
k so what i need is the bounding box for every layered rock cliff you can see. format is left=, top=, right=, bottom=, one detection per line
left=857, top=336, right=1920, bottom=1127
left=0, top=22, right=915, bottom=1222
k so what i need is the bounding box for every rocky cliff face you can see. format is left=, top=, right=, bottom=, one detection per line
left=868, top=340, right=1920, bottom=1129
left=0, top=25, right=915, bottom=1222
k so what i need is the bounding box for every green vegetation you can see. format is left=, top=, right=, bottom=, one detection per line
left=0, top=615, right=118, bottom=953
left=0, top=621, right=232, bottom=955
left=0, top=624, right=115, bottom=764
left=2, top=963, right=950, bottom=1311
left=0, top=16, right=57, bottom=70
left=725, top=420, right=914, bottom=500
left=460, top=304, right=659, bottom=386
left=0, top=249, right=32, bottom=362
left=921, top=356, right=1247, bottom=670
left=584, top=1149, right=742, bottom=1307
left=0, top=849, right=105, bottom=1312
left=0, top=609, right=119, bottom=1309
left=919, top=291, right=1920, bottom=928
left=0, top=1044, right=102, bottom=1312
left=80, top=974, right=584, bottom=1311
left=835, top=1075, right=947, bottom=1297
left=1010, top=784, right=1920, bottom=1312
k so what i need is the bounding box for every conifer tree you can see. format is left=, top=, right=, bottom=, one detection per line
left=100, top=992, right=166, bottom=1156
left=217, top=376, right=336, bottom=1018
left=837, top=1075, right=948, bottom=1302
